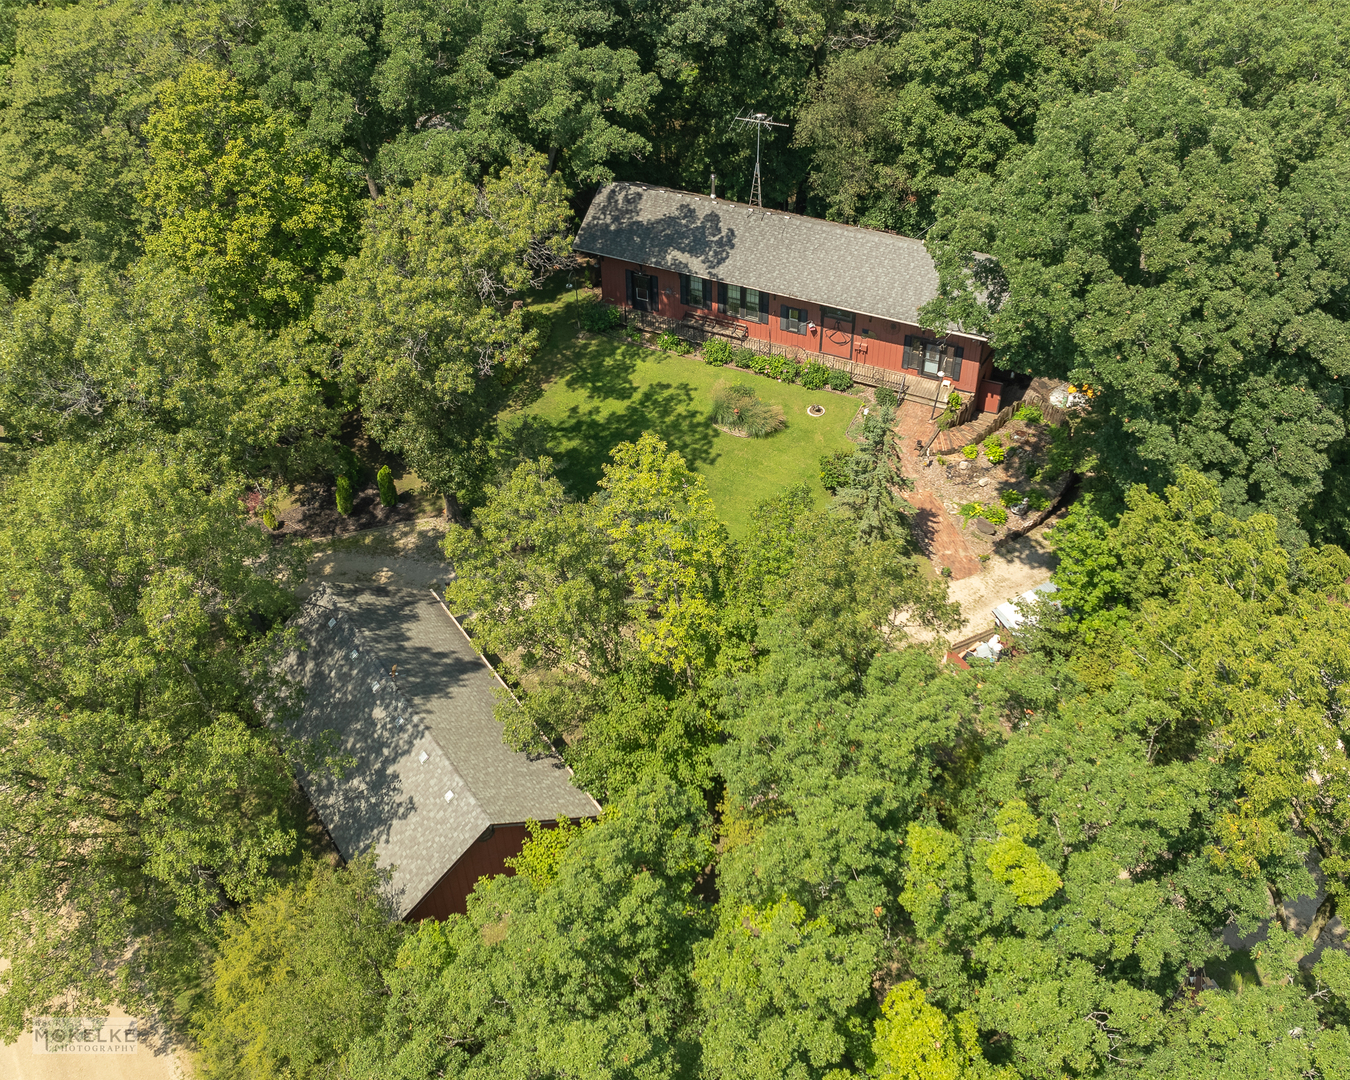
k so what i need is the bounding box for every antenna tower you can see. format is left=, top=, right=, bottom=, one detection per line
left=733, top=111, right=787, bottom=207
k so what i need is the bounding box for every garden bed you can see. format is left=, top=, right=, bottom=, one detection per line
left=912, top=420, right=1073, bottom=555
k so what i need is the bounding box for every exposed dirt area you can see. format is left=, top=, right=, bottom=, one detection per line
left=943, top=516, right=1063, bottom=640
left=904, top=489, right=983, bottom=580
left=260, top=477, right=428, bottom=539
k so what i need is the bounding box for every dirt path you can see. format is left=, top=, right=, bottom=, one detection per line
left=904, top=490, right=983, bottom=580
left=943, top=518, right=1061, bottom=640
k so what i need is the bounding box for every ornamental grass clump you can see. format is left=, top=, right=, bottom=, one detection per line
left=711, top=381, right=785, bottom=438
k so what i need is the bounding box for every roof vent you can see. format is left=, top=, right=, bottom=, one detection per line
left=443, top=789, right=455, bottom=802
left=418, top=751, right=429, bottom=764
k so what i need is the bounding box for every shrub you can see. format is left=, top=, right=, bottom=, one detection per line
left=746, top=351, right=772, bottom=376
left=656, top=331, right=692, bottom=354
left=576, top=298, right=623, bottom=332
left=961, top=444, right=979, bottom=460
left=730, top=346, right=757, bottom=369
left=703, top=339, right=734, bottom=366
left=376, top=465, right=398, bottom=507
left=874, top=386, right=898, bottom=408
left=936, top=391, right=964, bottom=430
left=983, top=503, right=1009, bottom=526
left=800, top=362, right=830, bottom=390
left=819, top=449, right=854, bottom=491
left=827, top=367, right=854, bottom=392
left=767, top=355, right=798, bottom=382
left=983, top=435, right=1005, bottom=463
left=998, top=488, right=1022, bottom=508
left=936, top=456, right=947, bottom=467
left=1026, top=490, right=1051, bottom=512
left=1014, top=403, right=1044, bottom=423
left=957, top=501, right=984, bottom=523
left=1043, top=423, right=1077, bottom=477
left=521, top=308, right=553, bottom=345
left=261, top=507, right=278, bottom=531
left=711, top=381, right=785, bottom=437
left=624, top=325, right=642, bottom=343
left=335, top=475, right=354, bottom=515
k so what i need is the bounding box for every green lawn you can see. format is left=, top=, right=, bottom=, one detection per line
left=505, top=316, right=863, bottom=535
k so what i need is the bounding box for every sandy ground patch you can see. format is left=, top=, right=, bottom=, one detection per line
left=941, top=516, right=1062, bottom=642
left=299, top=518, right=453, bottom=597
left=0, top=1014, right=189, bottom=1080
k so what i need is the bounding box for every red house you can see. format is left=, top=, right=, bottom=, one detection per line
left=573, top=182, right=1001, bottom=410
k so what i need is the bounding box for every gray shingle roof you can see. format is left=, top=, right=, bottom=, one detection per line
left=574, top=182, right=979, bottom=334
left=281, top=584, right=598, bottom=918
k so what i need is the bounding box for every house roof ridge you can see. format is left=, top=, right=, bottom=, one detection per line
left=608, top=180, right=930, bottom=245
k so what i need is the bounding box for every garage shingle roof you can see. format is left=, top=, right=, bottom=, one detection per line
left=281, top=584, right=598, bottom=918
left=574, top=182, right=980, bottom=334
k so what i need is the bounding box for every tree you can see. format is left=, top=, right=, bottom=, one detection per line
left=376, top=465, right=397, bottom=506
left=871, top=981, right=1008, bottom=1080
left=446, top=434, right=733, bottom=686
left=0, top=446, right=313, bottom=1039
left=0, top=0, right=246, bottom=289
left=831, top=403, right=913, bottom=543
left=1047, top=469, right=1350, bottom=961
left=196, top=856, right=405, bottom=1080
left=350, top=778, right=713, bottom=1079
left=0, top=258, right=339, bottom=484
left=142, top=63, right=359, bottom=323
left=314, top=157, right=571, bottom=513
left=232, top=0, right=660, bottom=193
left=793, top=0, right=1116, bottom=231
left=923, top=0, right=1350, bottom=544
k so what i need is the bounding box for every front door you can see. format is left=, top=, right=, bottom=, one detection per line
left=819, top=306, right=854, bottom=361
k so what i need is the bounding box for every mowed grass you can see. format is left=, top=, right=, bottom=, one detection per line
left=505, top=321, right=862, bottom=535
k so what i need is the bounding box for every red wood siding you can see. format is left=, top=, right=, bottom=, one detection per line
left=596, top=256, right=994, bottom=395
left=404, top=825, right=530, bottom=921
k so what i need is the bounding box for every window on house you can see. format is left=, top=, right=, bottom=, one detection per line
left=780, top=305, right=809, bottom=335
left=680, top=274, right=711, bottom=308
left=819, top=306, right=854, bottom=325
left=903, top=335, right=964, bottom=381
left=626, top=269, right=660, bottom=311
left=725, top=284, right=768, bottom=323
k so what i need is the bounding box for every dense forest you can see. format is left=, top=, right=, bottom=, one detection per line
left=2, top=0, right=1350, bottom=1076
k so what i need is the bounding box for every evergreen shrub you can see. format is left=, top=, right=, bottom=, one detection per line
left=377, top=465, right=398, bottom=507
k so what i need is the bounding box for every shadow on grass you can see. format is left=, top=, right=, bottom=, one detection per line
left=563, top=337, right=643, bottom=401
left=543, top=381, right=721, bottom=496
